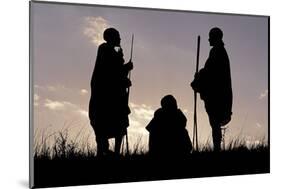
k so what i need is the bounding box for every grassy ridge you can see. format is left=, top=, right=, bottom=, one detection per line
left=32, top=129, right=269, bottom=188
left=34, top=129, right=267, bottom=160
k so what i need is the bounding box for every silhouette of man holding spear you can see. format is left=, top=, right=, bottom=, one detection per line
left=89, top=28, right=133, bottom=156
left=191, top=27, right=232, bottom=151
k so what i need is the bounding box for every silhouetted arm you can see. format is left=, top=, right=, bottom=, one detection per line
left=123, top=61, right=134, bottom=75
left=178, top=109, right=187, bottom=128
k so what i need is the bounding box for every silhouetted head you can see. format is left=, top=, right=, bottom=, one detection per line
left=103, top=28, right=121, bottom=46
left=161, top=95, right=178, bottom=111
left=208, top=27, right=223, bottom=46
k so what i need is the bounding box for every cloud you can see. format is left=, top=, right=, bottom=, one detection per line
left=34, top=94, right=40, bottom=106
left=77, top=109, right=88, bottom=117
left=80, top=89, right=88, bottom=95
left=133, top=104, right=154, bottom=121
left=129, top=102, right=137, bottom=108
left=83, top=16, right=110, bottom=46
left=44, top=99, right=67, bottom=110
left=44, top=98, right=89, bottom=119
left=34, top=84, right=68, bottom=92
left=129, top=118, right=141, bottom=127
left=34, top=94, right=40, bottom=101
left=128, top=103, right=155, bottom=132
left=44, top=99, right=77, bottom=111
left=259, top=89, right=268, bottom=100
left=256, top=122, right=262, bottom=128
left=35, top=85, right=89, bottom=119
left=34, top=85, right=44, bottom=89
left=47, top=85, right=56, bottom=91
left=183, top=109, right=190, bottom=115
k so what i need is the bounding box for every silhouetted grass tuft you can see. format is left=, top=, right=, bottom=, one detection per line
left=34, top=128, right=268, bottom=160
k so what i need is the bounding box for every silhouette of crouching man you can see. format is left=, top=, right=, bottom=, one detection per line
left=146, top=95, right=192, bottom=159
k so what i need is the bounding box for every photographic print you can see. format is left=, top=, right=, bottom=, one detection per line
left=29, top=0, right=269, bottom=188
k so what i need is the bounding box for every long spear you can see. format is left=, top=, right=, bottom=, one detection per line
left=128, top=34, right=134, bottom=95
left=193, top=35, right=200, bottom=151
left=124, top=34, right=134, bottom=155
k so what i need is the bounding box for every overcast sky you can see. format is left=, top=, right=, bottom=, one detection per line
left=31, top=2, right=268, bottom=149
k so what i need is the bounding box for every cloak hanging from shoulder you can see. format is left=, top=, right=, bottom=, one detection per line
left=191, top=42, right=233, bottom=126
left=88, top=43, right=130, bottom=139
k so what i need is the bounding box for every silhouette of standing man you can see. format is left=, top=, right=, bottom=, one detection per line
left=191, top=27, right=232, bottom=151
left=89, top=28, right=133, bottom=156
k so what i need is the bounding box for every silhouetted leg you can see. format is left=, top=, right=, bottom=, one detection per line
left=96, top=135, right=109, bottom=156
left=210, top=118, right=222, bottom=152
left=212, top=127, right=222, bottom=151
left=114, top=135, right=123, bottom=155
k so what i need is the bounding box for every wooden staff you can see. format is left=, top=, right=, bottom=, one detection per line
left=125, top=34, right=134, bottom=155
left=193, top=36, right=200, bottom=151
